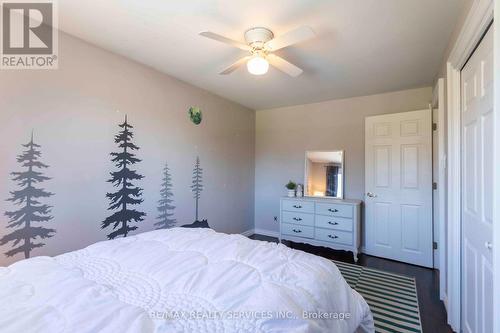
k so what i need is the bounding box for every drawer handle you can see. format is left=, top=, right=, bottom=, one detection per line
left=328, top=208, right=339, bottom=213
left=292, top=229, right=302, bottom=233
left=328, top=235, right=339, bottom=239
left=293, top=217, right=303, bottom=221
left=293, top=205, right=302, bottom=209
left=328, top=221, right=339, bottom=225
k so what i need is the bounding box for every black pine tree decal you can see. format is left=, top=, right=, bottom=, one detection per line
left=0, top=132, right=55, bottom=259
left=102, top=115, right=146, bottom=239
left=191, top=156, right=203, bottom=221
left=155, top=162, right=176, bottom=229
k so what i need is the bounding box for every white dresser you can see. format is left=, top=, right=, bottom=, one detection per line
left=279, top=197, right=362, bottom=262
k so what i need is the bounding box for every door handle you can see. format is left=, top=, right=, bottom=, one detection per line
left=366, top=192, right=377, bottom=198
left=485, top=242, right=493, bottom=250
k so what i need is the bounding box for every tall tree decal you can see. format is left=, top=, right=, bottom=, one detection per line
left=102, top=115, right=145, bottom=239
left=0, top=132, right=55, bottom=259
left=155, top=162, right=176, bottom=229
left=191, top=156, right=203, bottom=221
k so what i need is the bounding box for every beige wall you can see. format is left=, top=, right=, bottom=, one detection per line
left=254, top=87, right=432, bottom=233
left=434, top=0, right=474, bottom=82
left=0, top=32, right=255, bottom=266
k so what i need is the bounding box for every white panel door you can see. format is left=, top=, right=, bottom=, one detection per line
left=365, top=110, right=433, bottom=267
left=461, top=26, right=493, bottom=333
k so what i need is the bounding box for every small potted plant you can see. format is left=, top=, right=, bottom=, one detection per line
left=285, top=180, right=297, bottom=197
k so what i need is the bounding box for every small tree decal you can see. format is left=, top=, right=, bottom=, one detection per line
left=191, top=156, right=203, bottom=221
left=155, top=162, right=176, bottom=229
left=0, top=132, right=55, bottom=259
left=102, top=115, right=146, bottom=239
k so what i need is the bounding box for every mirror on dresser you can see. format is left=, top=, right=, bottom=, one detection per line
left=304, top=151, right=344, bottom=199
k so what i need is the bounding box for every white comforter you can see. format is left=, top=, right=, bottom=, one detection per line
left=0, top=228, right=373, bottom=333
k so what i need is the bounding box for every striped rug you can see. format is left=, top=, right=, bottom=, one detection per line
left=333, top=260, right=422, bottom=333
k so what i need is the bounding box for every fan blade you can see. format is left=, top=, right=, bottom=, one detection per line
left=199, top=31, right=250, bottom=51
left=267, top=54, right=303, bottom=77
left=266, top=26, right=316, bottom=51
left=219, top=56, right=252, bottom=75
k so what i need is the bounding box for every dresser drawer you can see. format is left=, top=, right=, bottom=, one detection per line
left=315, top=228, right=353, bottom=245
left=316, top=202, right=353, bottom=218
left=282, top=200, right=314, bottom=214
left=282, top=211, right=314, bottom=226
left=315, top=215, right=353, bottom=232
left=281, top=223, right=314, bottom=239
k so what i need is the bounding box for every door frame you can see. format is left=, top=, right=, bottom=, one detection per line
left=431, top=78, right=446, bottom=297
left=493, top=6, right=500, bottom=333
left=445, top=0, right=494, bottom=331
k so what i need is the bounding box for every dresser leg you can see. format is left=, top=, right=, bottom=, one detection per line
left=353, top=251, right=359, bottom=263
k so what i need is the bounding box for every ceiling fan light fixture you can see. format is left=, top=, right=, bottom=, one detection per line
left=200, top=26, right=315, bottom=77
left=247, top=55, right=269, bottom=75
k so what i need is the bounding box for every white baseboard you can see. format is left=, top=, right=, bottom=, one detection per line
left=240, top=228, right=280, bottom=239
left=443, top=293, right=449, bottom=313
left=240, top=229, right=254, bottom=237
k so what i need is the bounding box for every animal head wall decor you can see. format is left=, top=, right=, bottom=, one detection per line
left=188, top=107, right=202, bottom=125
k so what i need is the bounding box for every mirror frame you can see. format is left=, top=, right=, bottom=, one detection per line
left=304, top=150, right=345, bottom=199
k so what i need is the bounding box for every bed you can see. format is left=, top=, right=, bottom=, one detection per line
left=0, top=228, right=373, bottom=332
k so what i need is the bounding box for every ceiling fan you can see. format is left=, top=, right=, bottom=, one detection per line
left=199, top=26, right=316, bottom=77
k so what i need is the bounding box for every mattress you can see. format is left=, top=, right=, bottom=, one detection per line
left=0, top=228, right=374, bottom=332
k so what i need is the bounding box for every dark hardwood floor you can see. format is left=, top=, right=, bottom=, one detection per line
left=250, top=234, right=452, bottom=333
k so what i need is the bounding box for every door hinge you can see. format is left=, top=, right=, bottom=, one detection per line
left=433, top=182, right=437, bottom=190
left=433, top=123, right=437, bottom=131
left=433, top=242, right=438, bottom=250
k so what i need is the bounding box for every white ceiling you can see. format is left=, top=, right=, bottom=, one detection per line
left=58, top=0, right=466, bottom=110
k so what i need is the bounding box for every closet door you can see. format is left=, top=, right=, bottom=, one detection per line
left=365, top=109, right=433, bottom=267
left=461, top=26, right=493, bottom=333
